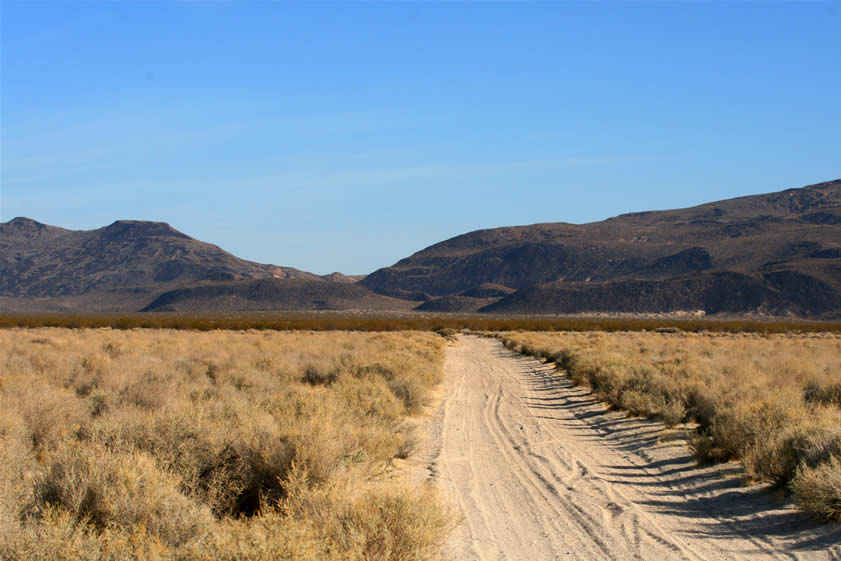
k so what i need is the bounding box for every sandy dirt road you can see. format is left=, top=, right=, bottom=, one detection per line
left=410, top=335, right=841, bottom=561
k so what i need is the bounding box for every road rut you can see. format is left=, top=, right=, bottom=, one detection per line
left=412, top=336, right=841, bottom=561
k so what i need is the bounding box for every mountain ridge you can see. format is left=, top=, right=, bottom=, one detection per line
left=139, top=278, right=411, bottom=313
left=2, top=179, right=840, bottom=317
left=361, top=179, right=841, bottom=317
left=0, top=218, right=325, bottom=298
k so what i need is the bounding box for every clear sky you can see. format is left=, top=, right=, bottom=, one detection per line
left=1, top=2, right=839, bottom=275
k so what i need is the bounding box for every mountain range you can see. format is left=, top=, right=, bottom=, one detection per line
left=2, top=179, right=840, bottom=318
left=363, top=179, right=841, bottom=318
left=0, top=218, right=395, bottom=313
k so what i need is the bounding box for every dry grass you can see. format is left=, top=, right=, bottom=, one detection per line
left=499, top=330, right=841, bottom=520
left=0, top=328, right=452, bottom=560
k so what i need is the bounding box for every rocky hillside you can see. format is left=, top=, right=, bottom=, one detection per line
left=361, top=179, right=841, bottom=317
left=140, top=279, right=412, bottom=313
left=481, top=271, right=841, bottom=318
left=4, top=179, right=839, bottom=317
left=0, top=218, right=321, bottom=298
left=0, top=218, right=383, bottom=313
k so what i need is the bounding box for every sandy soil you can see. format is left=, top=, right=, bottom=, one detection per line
left=409, top=335, right=841, bottom=561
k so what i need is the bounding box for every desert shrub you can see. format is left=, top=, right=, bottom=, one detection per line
left=3, top=506, right=173, bottom=561
left=355, top=362, right=397, bottom=381
left=743, top=423, right=841, bottom=485
left=498, top=329, right=841, bottom=519
left=180, top=511, right=326, bottom=561
left=395, top=424, right=419, bottom=460
left=433, top=327, right=457, bottom=339
left=797, top=425, right=841, bottom=468
left=282, top=467, right=453, bottom=561
left=14, top=384, right=88, bottom=452
left=0, top=328, right=448, bottom=560
left=791, top=458, right=841, bottom=521
left=27, top=441, right=212, bottom=546
left=301, top=363, right=338, bottom=386
left=706, top=393, right=804, bottom=461
left=118, top=370, right=174, bottom=410
left=660, top=399, right=688, bottom=427
left=683, top=383, right=719, bottom=426
left=688, top=431, right=729, bottom=463
left=0, top=408, right=30, bottom=549
left=804, top=382, right=841, bottom=408
left=233, top=433, right=297, bottom=516
left=618, top=389, right=654, bottom=416
left=388, top=377, right=424, bottom=413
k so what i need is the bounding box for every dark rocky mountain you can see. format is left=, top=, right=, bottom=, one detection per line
left=4, top=179, right=840, bottom=317
left=140, top=279, right=412, bottom=313
left=412, top=283, right=516, bottom=313
left=414, top=295, right=496, bottom=313
left=0, top=218, right=320, bottom=298
left=361, top=179, right=841, bottom=318
left=321, top=272, right=367, bottom=283
left=0, top=218, right=378, bottom=312
left=480, top=271, right=841, bottom=318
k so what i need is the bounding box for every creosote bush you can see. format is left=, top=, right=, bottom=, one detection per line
left=0, top=328, right=450, bottom=560
left=500, top=330, right=841, bottom=520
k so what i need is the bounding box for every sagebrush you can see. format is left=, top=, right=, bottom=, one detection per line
left=0, top=328, right=452, bottom=560
left=500, top=330, right=841, bottom=520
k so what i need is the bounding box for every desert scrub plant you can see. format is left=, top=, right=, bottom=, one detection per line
left=498, top=329, right=841, bottom=520
left=4, top=505, right=174, bottom=561
left=742, top=420, right=841, bottom=486
left=791, top=458, right=841, bottom=521
left=804, top=382, right=841, bottom=408
left=0, top=328, right=448, bottom=560
left=432, top=327, right=458, bottom=341
left=280, top=466, right=453, bottom=561
left=26, top=440, right=213, bottom=546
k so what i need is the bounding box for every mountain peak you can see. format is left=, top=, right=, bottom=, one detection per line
left=0, top=217, right=320, bottom=300
left=0, top=217, right=63, bottom=239
left=5, top=216, right=47, bottom=228
left=101, top=220, right=191, bottom=241
left=321, top=272, right=366, bottom=283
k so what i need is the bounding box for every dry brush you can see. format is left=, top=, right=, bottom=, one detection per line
left=0, top=328, right=452, bottom=560
left=500, top=330, right=841, bottom=521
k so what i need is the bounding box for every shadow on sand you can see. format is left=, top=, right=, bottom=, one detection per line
left=497, top=340, right=841, bottom=553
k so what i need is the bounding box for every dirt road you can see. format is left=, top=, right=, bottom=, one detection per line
left=411, top=336, right=841, bottom=561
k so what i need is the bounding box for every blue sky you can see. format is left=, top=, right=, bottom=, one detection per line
left=2, top=2, right=839, bottom=275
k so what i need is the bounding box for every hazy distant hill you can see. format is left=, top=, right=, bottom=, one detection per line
left=362, top=179, right=841, bottom=318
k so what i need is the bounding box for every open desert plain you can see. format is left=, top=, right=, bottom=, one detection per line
left=4, top=2, right=841, bottom=559
left=0, top=327, right=452, bottom=560
left=3, top=324, right=841, bottom=560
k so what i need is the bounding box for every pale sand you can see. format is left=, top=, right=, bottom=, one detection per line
left=408, top=335, right=841, bottom=561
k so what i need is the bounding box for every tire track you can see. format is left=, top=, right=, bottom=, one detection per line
left=431, top=336, right=841, bottom=561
